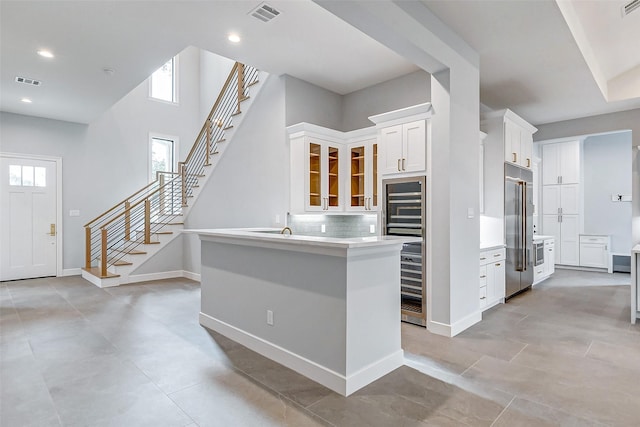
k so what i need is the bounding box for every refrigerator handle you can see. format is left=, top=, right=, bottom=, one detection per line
left=515, top=181, right=524, bottom=272
left=522, top=181, right=527, bottom=271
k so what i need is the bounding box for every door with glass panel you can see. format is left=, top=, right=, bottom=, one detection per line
left=307, top=140, right=341, bottom=211
left=348, top=140, right=378, bottom=211
left=0, top=156, right=57, bottom=280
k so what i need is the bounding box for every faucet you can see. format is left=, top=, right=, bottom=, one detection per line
left=280, top=226, right=293, bottom=235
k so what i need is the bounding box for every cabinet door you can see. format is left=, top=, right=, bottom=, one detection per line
left=504, top=120, right=521, bottom=164
left=492, top=260, right=506, bottom=301
left=403, top=120, right=426, bottom=172
left=542, top=185, right=561, bottom=215
left=520, top=131, right=533, bottom=169
left=580, top=243, right=608, bottom=268
left=544, top=242, right=555, bottom=276
left=325, top=144, right=341, bottom=210
left=559, top=141, right=580, bottom=184
left=560, top=184, right=579, bottom=215
left=348, top=144, right=367, bottom=210
left=542, top=143, right=560, bottom=185
left=307, top=142, right=323, bottom=211
left=542, top=215, right=561, bottom=251
left=380, top=125, right=403, bottom=174
left=559, top=215, right=579, bottom=266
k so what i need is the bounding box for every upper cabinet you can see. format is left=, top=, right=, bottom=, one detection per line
left=482, top=109, right=537, bottom=170
left=541, top=140, right=580, bottom=185
left=369, top=103, right=432, bottom=176
left=287, top=123, right=377, bottom=214
left=347, top=139, right=378, bottom=211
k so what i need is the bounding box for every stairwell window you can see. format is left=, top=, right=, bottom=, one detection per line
left=150, top=56, right=177, bottom=103
left=150, top=135, right=178, bottom=182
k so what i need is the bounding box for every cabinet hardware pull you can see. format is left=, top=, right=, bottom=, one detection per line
left=493, top=254, right=501, bottom=257
left=480, top=275, right=486, bottom=278
left=480, top=257, right=486, bottom=260
left=558, top=207, right=561, bottom=214
left=512, top=152, right=517, bottom=162
left=402, top=158, right=406, bottom=170
left=560, top=207, right=563, bottom=214
left=557, top=176, right=561, bottom=184
left=495, top=263, right=501, bottom=267
left=397, top=159, right=401, bottom=171
left=480, top=297, right=486, bottom=300
left=527, top=158, right=531, bottom=168
left=560, top=176, right=563, bottom=184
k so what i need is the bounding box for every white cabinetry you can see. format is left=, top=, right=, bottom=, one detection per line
left=346, top=138, right=378, bottom=212
left=579, top=235, right=610, bottom=270
left=541, top=141, right=582, bottom=266
left=287, top=123, right=376, bottom=214
left=479, top=247, right=506, bottom=310
left=504, top=115, right=536, bottom=169
left=533, top=237, right=555, bottom=285
left=369, top=103, right=432, bottom=177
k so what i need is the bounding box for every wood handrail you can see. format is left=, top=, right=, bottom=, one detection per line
left=184, top=62, right=240, bottom=165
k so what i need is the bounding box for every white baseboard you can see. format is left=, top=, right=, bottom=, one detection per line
left=199, top=312, right=402, bottom=396
left=127, top=270, right=184, bottom=284
left=62, top=268, right=81, bottom=277
left=428, top=310, right=482, bottom=337
left=182, top=270, right=201, bottom=282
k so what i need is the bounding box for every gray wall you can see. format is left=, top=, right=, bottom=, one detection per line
left=342, top=69, right=431, bottom=131
left=284, top=75, right=343, bottom=130
left=583, top=131, right=632, bottom=254
left=535, top=108, right=640, bottom=251
left=0, top=47, right=202, bottom=270
left=183, top=74, right=289, bottom=274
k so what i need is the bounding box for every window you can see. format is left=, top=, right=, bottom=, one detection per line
left=9, top=165, right=46, bottom=187
left=150, top=56, right=177, bottom=103
left=150, top=135, right=178, bottom=182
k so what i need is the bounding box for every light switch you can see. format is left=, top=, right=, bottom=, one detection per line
left=467, top=208, right=474, bottom=219
left=69, top=210, right=80, bottom=217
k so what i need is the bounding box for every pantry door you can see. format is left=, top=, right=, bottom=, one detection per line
left=0, top=155, right=59, bottom=281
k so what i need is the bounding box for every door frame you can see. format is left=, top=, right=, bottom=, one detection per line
left=1, top=152, right=63, bottom=278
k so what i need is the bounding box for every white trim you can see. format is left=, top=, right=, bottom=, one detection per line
left=62, top=268, right=81, bottom=276
left=199, top=313, right=403, bottom=396
left=368, top=102, right=433, bottom=126
left=1, top=152, right=63, bottom=278
left=182, top=270, right=201, bottom=282
left=148, top=55, right=179, bottom=104
left=428, top=310, right=482, bottom=337
left=127, top=270, right=184, bottom=284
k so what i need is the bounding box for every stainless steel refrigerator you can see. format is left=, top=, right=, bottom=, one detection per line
left=504, top=163, right=533, bottom=299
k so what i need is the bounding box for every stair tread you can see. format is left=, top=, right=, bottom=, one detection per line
left=83, top=267, right=120, bottom=279
left=150, top=222, right=184, bottom=225
left=112, top=260, right=133, bottom=266
left=223, top=125, right=234, bottom=131
left=112, top=248, right=147, bottom=255
left=248, top=80, right=259, bottom=87
left=217, top=139, right=226, bottom=143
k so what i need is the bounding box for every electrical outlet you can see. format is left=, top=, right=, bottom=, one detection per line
left=267, top=310, right=274, bottom=326
left=370, top=224, right=375, bottom=233
left=275, top=214, right=280, bottom=224
left=321, top=224, right=326, bottom=233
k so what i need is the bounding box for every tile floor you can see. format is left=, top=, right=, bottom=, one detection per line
left=1, top=269, right=639, bottom=426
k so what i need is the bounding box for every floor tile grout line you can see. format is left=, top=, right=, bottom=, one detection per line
left=583, top=340, right=594, bottom=358
left=489, top=395, right=516, bottom=427
left=508, top=343, right=528, bottom=363
left=459, top=355, right=484, bottom=377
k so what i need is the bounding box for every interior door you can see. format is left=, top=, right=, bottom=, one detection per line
left=0, top=156, right=57, bottom=281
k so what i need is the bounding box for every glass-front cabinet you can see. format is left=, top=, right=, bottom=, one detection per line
left=347, top=139, right=378, bottom=211
left=306, top=139, right=341, bottom=212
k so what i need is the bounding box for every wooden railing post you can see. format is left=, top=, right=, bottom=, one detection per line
left=85, top=226, right=92, bottom=269
left=205, top=120, right=212, bottom=166
left=124, top=201, right=131, bottom=241
left=100, top=228, right=108, bottom=277
left=236, top=63, right=245, bottom=114
left=144, top=199, right=151, bottom=244
left=180, top=162, right=187, bottom=207
left=158, top=174, right=165, bottom=214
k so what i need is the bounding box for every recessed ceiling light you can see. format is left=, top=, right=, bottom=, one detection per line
left=37, top=50, right=54, bottom=58
left=21, top=98, right=32, bottom=103
left=227, top=34, right=241, bottom=43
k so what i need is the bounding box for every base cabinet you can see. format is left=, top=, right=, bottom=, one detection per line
left=479, top=247, right=506, bottom=310
left=579, top=235, right=610, bottom=270
left=533, top=237, right=555, bottom=285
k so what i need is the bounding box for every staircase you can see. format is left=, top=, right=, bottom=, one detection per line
left=82, top=62, right=264, bottom=287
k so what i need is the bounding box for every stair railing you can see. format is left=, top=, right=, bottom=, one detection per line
left=83, top=62, right=259, bottom=277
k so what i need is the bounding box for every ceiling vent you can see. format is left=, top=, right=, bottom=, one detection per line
left=15, top=76, right=42, bottom=86
left=623, top=0, right=640, bottom=16
left=249, top=3, right=280, bottom=22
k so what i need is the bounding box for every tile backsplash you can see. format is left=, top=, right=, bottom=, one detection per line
left=287, top=214, right=379, bottom=238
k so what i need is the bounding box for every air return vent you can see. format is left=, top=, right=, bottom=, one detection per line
left=15, top=76, right=42, bottom=86
left=623, top=0, right=640, bottom=16
left=249, top=2, right=280, bottom=22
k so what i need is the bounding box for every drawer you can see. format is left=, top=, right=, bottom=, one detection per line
left=479, top=285, right=487, bottom=304
left=580, top=235, right=608, bottom=245
left=480, top=248, right=505, bottom=265
left=479, top=265, right=487, bottom=286
left=544, top=239, right=554, bottom=247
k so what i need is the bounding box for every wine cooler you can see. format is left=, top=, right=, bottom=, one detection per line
left=383, top=176, right=426, bottom=326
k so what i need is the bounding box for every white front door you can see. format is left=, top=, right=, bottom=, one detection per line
left=1, top=156, right=58, bottom=281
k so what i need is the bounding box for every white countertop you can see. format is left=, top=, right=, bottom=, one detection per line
left=633, top=244, right=640, bottom=253
left=184, top=228, right=421, bottom=250
left=480, top=242, right=505, bottom=251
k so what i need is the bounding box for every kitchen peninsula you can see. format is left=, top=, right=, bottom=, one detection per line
left=189, top=228, right=419, bottom=396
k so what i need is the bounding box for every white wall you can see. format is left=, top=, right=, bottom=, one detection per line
left=183, top=75, right=288, bottom=274
left=535, top=109, right=640, bottom=252
left=198, top=51, right=235, bottom=123
left=342, top=70, right=431, bottom=131
left=583, top=131, right=632, bottom=254
left=0, top=46, right=202, bottom=270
